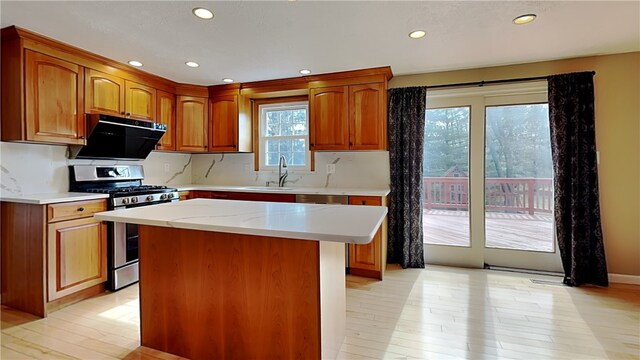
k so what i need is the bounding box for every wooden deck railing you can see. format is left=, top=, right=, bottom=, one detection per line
left=423, top=177, right=553, bottom=214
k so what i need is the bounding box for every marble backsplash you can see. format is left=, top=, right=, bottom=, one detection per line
left=0, top=142, right=192, bottom=195
left=1, top=141, right=390, bottom=195
left=191, top=151, right=390, bottom=189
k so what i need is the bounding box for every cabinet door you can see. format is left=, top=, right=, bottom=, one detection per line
left=125, top=81, right=156, bottom=120
left=209, top=95, right=238, bottom=152
left=349, top=196, right=382, bottom=278
left=156, top=90, right=176, bottom=150
left=176, top=96, right=208, bottom=152
left=24, top=50, right=85, bottom=145
left=85, top=69, right=125, bottom=115
left=309, top=86, right=349, bottom=151
left=47, top=217, right=107, bottom=301
left=349, top=83, right=386, bottom=150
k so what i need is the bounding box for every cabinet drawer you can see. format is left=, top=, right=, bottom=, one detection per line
left=47, top=199, right=107, bottom=223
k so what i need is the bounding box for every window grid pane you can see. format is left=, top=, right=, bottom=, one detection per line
left=262, top=105, right=308, bottom=168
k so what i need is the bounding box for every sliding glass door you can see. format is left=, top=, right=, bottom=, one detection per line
left=423, top=83, right=562, bottom=272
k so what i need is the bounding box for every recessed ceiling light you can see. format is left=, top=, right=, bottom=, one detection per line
left=185, top=61, right=200, bottom=68
left=222, top=78, right=234, bottom=83
left=192, top=7, right=214, bottom=20
left=408, top=30, right=426, bottom=39
left=128, top=60, right=143, bottom=67
left=299, top=69, right=311, bottom=75
left=513, top=14, right=536, bottom=25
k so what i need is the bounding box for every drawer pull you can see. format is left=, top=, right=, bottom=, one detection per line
left=77, top=207, right=85, bottom=212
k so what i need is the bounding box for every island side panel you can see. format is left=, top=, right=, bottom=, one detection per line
left=138, top=225, right=321, bottom=360
left=1, top=202, right=47, bottom=317
left=319, top=241, right=346, bottom=359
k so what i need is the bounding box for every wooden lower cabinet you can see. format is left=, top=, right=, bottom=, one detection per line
left=189, top=190, right=295, bottom=203
left=348, top=196, right=387, bottom=280
left=47, top=217, right=107, bottom=301
left=178, top=190, right=190, bottom=201
left=1, top=199, right=107, bottom=317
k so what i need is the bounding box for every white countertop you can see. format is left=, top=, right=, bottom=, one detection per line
left=0, top=185, right=389, bottom=205
left=0, top=192, right=110, bottom=205
left=95, top=198, right=387, bottom=244
left=173, top=184, right=390, bottom=197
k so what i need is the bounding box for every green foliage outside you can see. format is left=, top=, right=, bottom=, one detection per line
left=423, top=104, right=553, bottom=179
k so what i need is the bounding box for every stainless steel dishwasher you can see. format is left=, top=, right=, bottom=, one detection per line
left=295, top=194, right=351, bottom=272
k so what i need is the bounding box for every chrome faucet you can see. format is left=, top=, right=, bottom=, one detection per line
left=278, top=155, right=288, bottom=187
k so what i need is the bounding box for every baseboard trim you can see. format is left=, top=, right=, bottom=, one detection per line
left=609, top=273, right=640, bottom=285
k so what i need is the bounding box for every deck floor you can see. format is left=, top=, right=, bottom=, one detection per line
left=424, top=209, right=555, bottom=252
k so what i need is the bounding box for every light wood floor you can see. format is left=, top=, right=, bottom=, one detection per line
left=424, top=210, right=555, bottom=252
left=2, top=265, right=638, bottom=359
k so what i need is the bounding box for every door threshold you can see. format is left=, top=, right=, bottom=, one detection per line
left=485, top=264, right=563, bottom=277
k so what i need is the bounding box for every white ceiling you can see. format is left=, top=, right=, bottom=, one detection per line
left=1, top=1, right=638, bottom=85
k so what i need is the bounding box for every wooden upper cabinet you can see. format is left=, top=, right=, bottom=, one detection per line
left=85, top=69, right=125, bottom=116
left=156, top=90, right=176, bottom=151
left=309, top=82, right=387, bottom=151
left=350, top=83, right=385, bottom=150
left=209, top=95, right=238, bottom=152
left=125, top=81, right=156, bottom=121
left=309, top=86, right=349, bottom=150
left=24, top=50, right=85, bottom=145
left=176, top=96, right=208, bottom=152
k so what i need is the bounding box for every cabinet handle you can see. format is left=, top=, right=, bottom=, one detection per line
left=77, top=207, right=85, bottom=212
left=126, top=112, right=131, bottom=116
left=79, top=136, right=85, bottom=139
left=361, top=201, right=366, bottom=206
left=121, top=112, right=126, bottom=115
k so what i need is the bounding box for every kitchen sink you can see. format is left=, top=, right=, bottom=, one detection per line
left=239, top=186, right=295, bottom=191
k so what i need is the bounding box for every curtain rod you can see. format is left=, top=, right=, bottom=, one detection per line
left=425, top=71, right=596, bottom=90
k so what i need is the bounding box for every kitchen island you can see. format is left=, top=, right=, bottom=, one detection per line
left=95, top=198, right=387, bottom=360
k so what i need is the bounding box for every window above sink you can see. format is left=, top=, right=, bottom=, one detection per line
left=258, top=100, right=310, bottom=171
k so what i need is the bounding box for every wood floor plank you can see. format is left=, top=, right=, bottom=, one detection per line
left=1, top=264, right=638, bottom=359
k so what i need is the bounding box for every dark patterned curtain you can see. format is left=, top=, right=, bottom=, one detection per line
left=387, top=87, right=426, bottom=268
left=548, top=72, right=608, bottom=287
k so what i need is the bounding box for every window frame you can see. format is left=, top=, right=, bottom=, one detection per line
left=258, top=100, right=310, bottom=171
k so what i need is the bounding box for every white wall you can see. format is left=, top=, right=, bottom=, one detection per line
left=0, top=142, right=192, bottom=195
left=191, top=151, right=390, bottom=189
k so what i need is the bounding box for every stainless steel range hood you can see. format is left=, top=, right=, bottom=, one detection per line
left=69, top=114, right=166, bottom=160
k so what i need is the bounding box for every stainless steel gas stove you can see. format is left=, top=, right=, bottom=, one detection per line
left=69, top=165, right=179, bottom=290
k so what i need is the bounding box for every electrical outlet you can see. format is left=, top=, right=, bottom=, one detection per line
left=163, top=163, right=170, bottom=173
left=326, top=164, right=336, bottom=174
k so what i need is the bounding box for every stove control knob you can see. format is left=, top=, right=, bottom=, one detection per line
left=160, top=194, right=167, bottom=200
left=131, top=197, right=138, bottom=203
left=146, top=195, right=154, bottom=202
left=122, top=198, right=130, bottom=205
left=167, top=193, right=175, bottom=199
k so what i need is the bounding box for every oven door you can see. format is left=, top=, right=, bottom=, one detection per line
left=112, top=198, right=177, bottom=268
left=113, top=222, right=139, bottom=268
